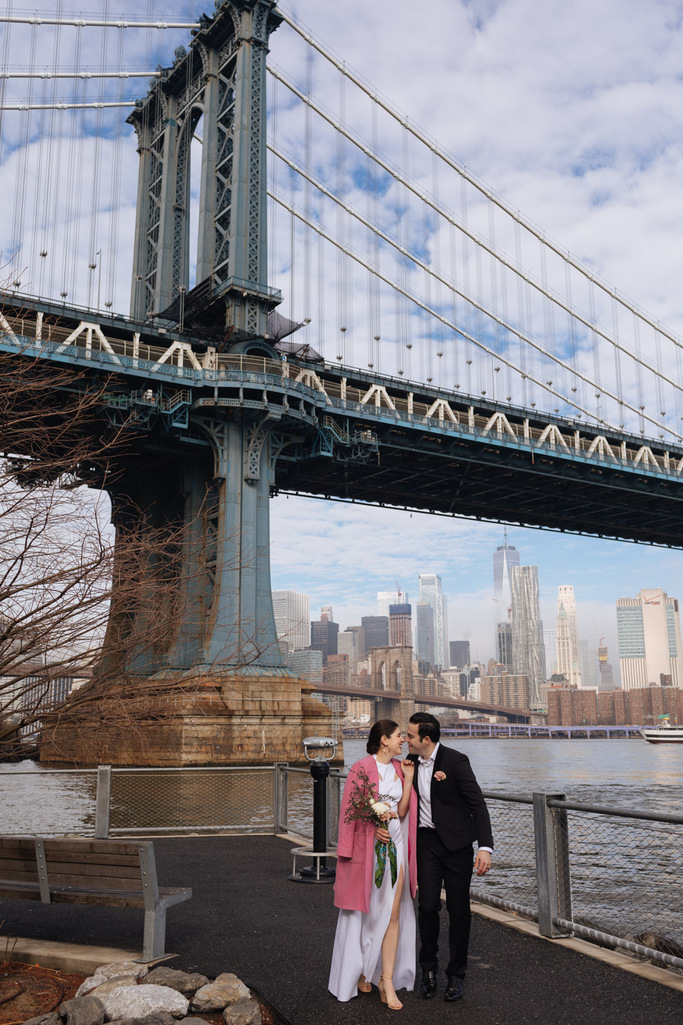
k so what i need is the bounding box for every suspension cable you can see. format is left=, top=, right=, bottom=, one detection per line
left=269, top=188, right=682, bottom=443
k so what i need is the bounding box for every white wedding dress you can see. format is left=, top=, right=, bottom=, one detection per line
left=328, top=757, right=416, bottom=1001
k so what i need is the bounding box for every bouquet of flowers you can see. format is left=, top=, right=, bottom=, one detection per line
left=343, top=766, right=399, bottom=888
left=343, top=766, right=396, bottom=827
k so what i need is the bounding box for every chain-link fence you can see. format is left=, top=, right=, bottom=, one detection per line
left=470, top=793, right=537, bottom=915
left=108, top=766, right=276, bottom=835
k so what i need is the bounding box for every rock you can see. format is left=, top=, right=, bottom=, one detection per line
left=143, top=968, right=210, bottom=995
left=178, top=1019, right=212, bottom=1025
left=22, top=1014, right=62, bottom=1025
left=82, top=978, right=141, bottom=1000
left=99, top=985, right=189, bottom=1022
left=222, top=1000, right=261, bottom=1025
left=190, top=974, right=250, bottom=1013
left=77, top=964, right=149, bottom=998
left=95, top=963, right=150, bottom=983
left=59, top=996, right=106, bottom=1025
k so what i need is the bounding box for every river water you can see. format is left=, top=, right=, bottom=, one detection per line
left=343, top=736, right=683, bottom=815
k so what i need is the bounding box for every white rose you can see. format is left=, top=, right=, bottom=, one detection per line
left=371, top=800, right=390, bottom=816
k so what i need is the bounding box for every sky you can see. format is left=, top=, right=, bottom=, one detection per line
left=268, top=0, right=683, bottom=674
left=4, top=0, right=683, bottom=674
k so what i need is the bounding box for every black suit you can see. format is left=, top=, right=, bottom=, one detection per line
left=412, top=744, right=493, bottom=978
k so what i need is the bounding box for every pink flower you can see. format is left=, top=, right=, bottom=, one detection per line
left=434, top=770, right=447, bottom=781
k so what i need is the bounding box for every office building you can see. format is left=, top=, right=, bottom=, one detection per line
left=338, top=626, right=362, bottom=668
left=449, top=640, right=471, bottom=669
left=556, top=585, right=582, bottom=688
left=578, top=638, right=600, bottom=690
left=389, top=604, right=412, bottom=647
left=310, top=607, right=339, bottom=663
left=271, top=590, right=310, bottom=653
left=286, top=648, right=323, bottom=683
left=361, top=615, right=389, bottom=652
left=419, top=574, right=448, bottom=670
left=416, top=602, right=435, bottom=666
left=597, top=641, right=615, bottom=690
left=616, top=588, right=683, bottom=689
left=480, top=672, right=530, bottom=711
left=496, top=623, right=513, bottom=673
left=510, top=565, right=546, bottom=708
left=493, top=533, right=520, bottom=613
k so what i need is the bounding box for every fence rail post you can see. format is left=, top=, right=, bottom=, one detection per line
left=533, top=791, right=572, bottom=937
left=273, top=763, right=288, bottom=833
left=95, top=764, right=112, bottom=839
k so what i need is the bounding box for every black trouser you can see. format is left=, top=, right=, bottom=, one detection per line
left=417, top=830, right=473, bottom=978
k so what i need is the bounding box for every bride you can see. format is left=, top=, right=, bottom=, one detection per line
left=328, top=719, right=417, bottom=1009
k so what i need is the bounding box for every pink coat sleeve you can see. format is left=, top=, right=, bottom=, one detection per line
left=333, top=756, right=378, bottom=913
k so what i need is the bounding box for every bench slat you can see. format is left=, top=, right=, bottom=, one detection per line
left=0, top=835, right=191, bottom=962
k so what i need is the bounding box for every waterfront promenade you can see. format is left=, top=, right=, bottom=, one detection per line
left=1, top=834, right=681, bottom=1025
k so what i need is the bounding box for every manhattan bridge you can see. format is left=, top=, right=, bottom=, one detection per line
left=1, top=1, right=683, bottom=727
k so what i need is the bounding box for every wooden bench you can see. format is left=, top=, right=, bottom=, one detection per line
left=0, top=836, right=192, bottom=962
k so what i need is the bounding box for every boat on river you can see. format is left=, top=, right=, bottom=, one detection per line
left=640, top=717, right=683, bottom=743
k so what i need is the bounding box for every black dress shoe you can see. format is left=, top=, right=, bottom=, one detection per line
left=420, top=970, right=437, bottom=999
left=444, top=977, right=464, bottom=1002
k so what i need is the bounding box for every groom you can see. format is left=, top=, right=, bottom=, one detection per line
left=406, top=712, right=493, bottom=1002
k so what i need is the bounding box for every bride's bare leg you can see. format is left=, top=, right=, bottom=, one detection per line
left=379, top=866, right=405, bottom=1010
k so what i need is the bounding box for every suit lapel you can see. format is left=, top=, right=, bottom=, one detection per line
left=430, top=744, right=446, bottom=802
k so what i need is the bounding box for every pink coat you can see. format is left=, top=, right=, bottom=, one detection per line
left=334, top=753, right=417, bottom=913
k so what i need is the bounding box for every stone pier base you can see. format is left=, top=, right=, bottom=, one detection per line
left=40, top=673, right=341, bottom=766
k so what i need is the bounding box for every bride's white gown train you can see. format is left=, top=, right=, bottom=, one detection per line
left=328, top=759, right=416, bottom=1001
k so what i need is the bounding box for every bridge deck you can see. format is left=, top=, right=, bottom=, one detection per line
left=3, top=293, right=683, bottom=546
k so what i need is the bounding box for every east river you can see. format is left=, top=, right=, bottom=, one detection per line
left=0, top=736, right=681, bottom=835
left=343, top=736, right=683, bottom=815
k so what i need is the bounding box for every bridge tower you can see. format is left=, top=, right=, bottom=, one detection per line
left=127, top=0, right=281, bottom=341
left=41, top=0, right=335, bottom=767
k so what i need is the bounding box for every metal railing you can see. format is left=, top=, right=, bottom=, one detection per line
left=1, top=765, right=681, bottom=972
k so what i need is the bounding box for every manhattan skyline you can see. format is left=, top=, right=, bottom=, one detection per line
left=270, top=496, right=683, bottom=677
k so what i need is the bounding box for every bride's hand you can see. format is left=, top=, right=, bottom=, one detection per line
left=375, top=824, right=392, bottom=844
left=401, top=758, right=415, bottom=779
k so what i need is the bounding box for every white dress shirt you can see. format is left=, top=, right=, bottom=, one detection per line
left=417, top=741, right=440, bottom=828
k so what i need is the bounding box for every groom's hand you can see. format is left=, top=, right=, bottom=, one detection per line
left=474, top=850, right=492, bottom=876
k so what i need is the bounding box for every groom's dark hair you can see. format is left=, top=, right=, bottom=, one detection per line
left=409, top=712, right=440, bottom=743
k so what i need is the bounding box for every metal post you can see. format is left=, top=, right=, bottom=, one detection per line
left=273, top=762, right=288, bottom=833
left=95, top=764, right=112, bottom=839
left=533, top=792, right=572, bottom=937
left=299, top=759, right=335, bottom=880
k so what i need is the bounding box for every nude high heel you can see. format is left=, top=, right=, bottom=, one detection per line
left=379, top=975, right=403, bottom=1010
left=357, top=975, right=372, bottom=993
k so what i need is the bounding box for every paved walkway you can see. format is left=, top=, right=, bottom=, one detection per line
left=2, top=835, right=681, bottom=1025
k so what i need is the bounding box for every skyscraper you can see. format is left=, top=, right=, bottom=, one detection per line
left=556, top=585, right=582, bottom=687
left=361, top=615, right=389, bottom=652
left=510, top=564, right=546, bottom=708
left=493, top=533, right=520, bottom=614
left=389, top=604, right=412, bottom=646
left=449, top=640, right=471, bottom=669
left=493, top=533, right=520, bottom=668
left=496, top=622, right=513, bottom=673
left=415, top=601, right=435, bottom=666
left=271, top=590, right=310, bottom=653
left=310, top=606, right=339, bottom=663
left=616, top=588, right=683, bottom=689
left=419, top=574, right=448, bottom=670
